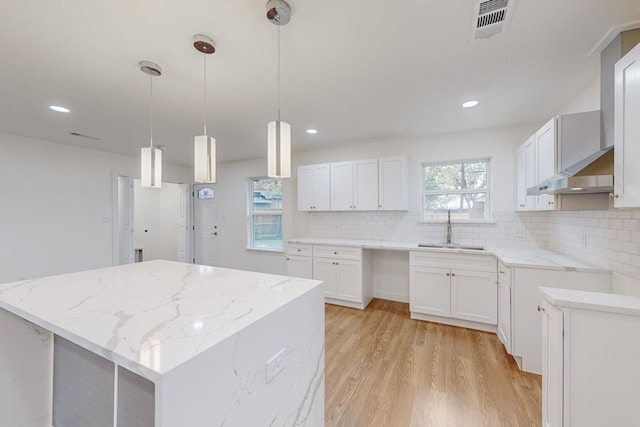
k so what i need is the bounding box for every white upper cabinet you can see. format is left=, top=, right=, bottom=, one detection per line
left=614, top=42, right=640, bottom=207
left=535, top=118, right=557, bottom=210
left=330, top=159, right=379, bottom=211
left=299, top=155, right=408, bottom=212
left=515, top=136, right=536, bottom=211
left=297, top=163, right=331, bottom=211
left=378, top=155, right=408, bottom=210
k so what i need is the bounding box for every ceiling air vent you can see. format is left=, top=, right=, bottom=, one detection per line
left=471, top=0, right=517, bottom=41
left=70, top=132, right=101, bottom=141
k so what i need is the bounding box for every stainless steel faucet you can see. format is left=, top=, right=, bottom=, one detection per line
left=446, top=210, right=452, bottom=244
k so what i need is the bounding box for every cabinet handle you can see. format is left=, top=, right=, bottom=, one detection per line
left=548, top=201, right=554, bottom=206
left=451, top=273, right=455, bottom=277
left=499, top=270, right=504, bottom=274
left=334, top=251, right=338, bottom=255
left=446, top=272, right=450, bottom=276
left=379, top=205, right=382, bottom=208
left=519, top=204, right=525, bottom=207
left=297, top=249, right=301, bottom=252
left=537, top=305, right=545, bottom=312
left=609, top=193, right=619, bottom=199
left=286, top=258, right=290, bottom=261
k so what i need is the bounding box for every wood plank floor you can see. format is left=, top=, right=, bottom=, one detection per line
left=325, top=299, right=541, bottom=427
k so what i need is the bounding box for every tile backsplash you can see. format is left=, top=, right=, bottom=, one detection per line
left=304, top=208, right=640, bottom=278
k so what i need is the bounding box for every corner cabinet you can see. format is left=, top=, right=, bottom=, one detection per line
left=613, top=42, right=640, bottom=207
left=496, top=261, right=512, bottom=353
left=298, top=156, right=408, bottom=212
left=409, top=251, right=497, bottom=332
left=540, top=289, right=640, bottom=426
left=297, top=163, right=331, bottom=211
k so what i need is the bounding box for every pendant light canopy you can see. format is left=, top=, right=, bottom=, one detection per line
left=193, top=34, right=217, bottom=183
left=266, top=0, right=291, bottom=179
left=139, top=60, right=163, bottom=188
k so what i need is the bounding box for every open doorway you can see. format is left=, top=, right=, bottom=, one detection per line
left=113, top=175, right=189, bottom=265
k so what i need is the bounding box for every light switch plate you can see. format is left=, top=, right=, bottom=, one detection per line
left=266, top=347, right=286, bottom=384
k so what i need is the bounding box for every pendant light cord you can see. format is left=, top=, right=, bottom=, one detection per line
left=149, top=75, right=154, bottom=147
left=203, top=53, right=207, bottom=135
left=277, top=23, right=281, bottom=122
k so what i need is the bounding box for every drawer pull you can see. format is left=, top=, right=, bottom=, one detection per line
left=537, top=305, right=545, bottom=313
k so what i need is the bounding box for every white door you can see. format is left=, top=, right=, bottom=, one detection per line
left=378, top=155, right=408, bottom=210
left=450, top=270, right=498, bottom=325
left=331, top=161, right=354, bottom=211
left=193, top=184, right=218, bottom=266
left=353, top=159, right=378, bottom=210
left=542, top=300, right=564, bottom=427
left=286, top=255, right=313, bottom=279
left=118, top=176, right=134, bottom=264
left=535, top=119, right=556, bottom=210
left=297, top=165, right=314, bottom=211
left=313, top=257, right=337, bottom=298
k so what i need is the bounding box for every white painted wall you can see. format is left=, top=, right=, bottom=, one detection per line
left=0, top=132, right=191, bottom=284
left=133, top=179, right=182, bottom=262
left=558, top=78, right=600, bottom=114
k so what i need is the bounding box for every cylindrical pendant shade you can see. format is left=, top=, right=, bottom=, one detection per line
left=141, top=146, right=162, bottom=188
left=267, top=120, right=291, bottom=178
left=194, top=135, right=216, bottom=183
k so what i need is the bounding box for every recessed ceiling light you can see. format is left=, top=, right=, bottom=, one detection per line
left=306, top=129, right=318, bottom=134
left=462, top=100, right=478, bottom=108
left=50, top=105, right=70, bottom=113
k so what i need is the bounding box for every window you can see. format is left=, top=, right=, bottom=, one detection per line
left=248, top=178, right=283, bottom=250
left=421, top=159, right=490, bottom=221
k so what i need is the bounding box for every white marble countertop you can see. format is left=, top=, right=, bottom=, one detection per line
left=288, top=237, right=610, bottom=273
left=0, top=260, right=323, bottom=381
left=540, top=287, right=640, bottom=316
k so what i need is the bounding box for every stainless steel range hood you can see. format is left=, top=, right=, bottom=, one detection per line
left=527, top=111, right=614, bottom=196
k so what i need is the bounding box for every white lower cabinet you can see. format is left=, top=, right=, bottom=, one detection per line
left=286, top=243, right=313, bottom=279
left=409, top=251, right=497, bottom=331
left=497, top=261, right=512, bottom=353
left=540, top=289, right=640, bottom=427
left=312, top=245, right=373, bottom=309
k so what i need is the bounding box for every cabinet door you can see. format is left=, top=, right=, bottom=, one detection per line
left=450, top=270, right=497, bottom=324
left=378, top=156, right=408, bottom=211
left=497, top=264, right=512, bottom=352
left=409, top=266, right=451, bottom=317
left=312, top=164, right=332, bottom=211
left=297, top=165, right=315, bottom=211
left=330, top=161, right=354, bottom=211
left=286, top=255, right=312, bottom=279
left=335, top=259, right=362, bottom=303
left=515, top=138, right=535, bottom=211
left=542, top=300, right=564, bottom=427
left=535, top=118, right=557, bottom=211
left=353, top=159, right=379, bottom=211
left=614, top=42, right=640, bottom=207
left=313, top=258, right=337, bottom=298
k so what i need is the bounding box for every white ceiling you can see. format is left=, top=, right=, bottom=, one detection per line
left=1, top=0, right=639, bottom=167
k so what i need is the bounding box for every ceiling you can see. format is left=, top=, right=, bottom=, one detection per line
left=1, top=0, right=639, bottom=167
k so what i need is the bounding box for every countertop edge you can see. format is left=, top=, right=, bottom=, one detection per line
left=540, top=286, right=640, bottom=317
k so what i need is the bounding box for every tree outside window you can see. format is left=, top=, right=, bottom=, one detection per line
left=422, top=159, right=490, bottom=221
left=249, top=178, right=283, bottom=250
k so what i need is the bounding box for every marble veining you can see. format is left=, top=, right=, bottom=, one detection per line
left=0, top=260, right=323, bottom=381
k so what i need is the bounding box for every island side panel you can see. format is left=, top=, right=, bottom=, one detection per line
left=156, top=285, right=325, bottom=427
left=0, top=309, right=53, bottom=427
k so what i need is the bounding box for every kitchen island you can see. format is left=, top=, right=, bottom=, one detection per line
left=0, top=260, right=325, bottom=427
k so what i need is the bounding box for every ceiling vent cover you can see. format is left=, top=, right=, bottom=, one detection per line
left=471, top=0, right=517, bottom=41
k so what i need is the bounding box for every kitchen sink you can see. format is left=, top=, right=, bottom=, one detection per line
left=417, top=243, right=486, bottom=251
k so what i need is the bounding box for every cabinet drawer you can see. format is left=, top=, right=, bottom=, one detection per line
left=313, top=245, right=362, bottom=261
left=410, top=251, right=496, bottom=272
left=287, top=243, right=313, bottom=257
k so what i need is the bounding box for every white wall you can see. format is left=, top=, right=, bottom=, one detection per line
left=0, top=132, right=191, bottom=283
left=134, top=180, right=182, bottom=262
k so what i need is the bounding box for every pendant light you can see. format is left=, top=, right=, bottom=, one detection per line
left=193, top=34, right=217, bottom=183
left=139, top=60, right=163, bottom=188
left=266, top=0, right=292, bottom=178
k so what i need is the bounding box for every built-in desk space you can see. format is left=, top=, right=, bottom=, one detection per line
left=0, top=260, right=325, bottom=427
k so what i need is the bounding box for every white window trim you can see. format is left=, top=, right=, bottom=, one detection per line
left=420, top=157, right=492, bottom=223
left=247, top=177, right=284, bottom=252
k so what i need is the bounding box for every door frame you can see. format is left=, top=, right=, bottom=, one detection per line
left=111, top=171, right=192, bottom=265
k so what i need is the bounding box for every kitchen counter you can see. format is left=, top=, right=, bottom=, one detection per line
left=0, top=260, right=325, bottom=426
left=288, top=237, right=609, bottom=273
left=540, top=286, right=640, bottom=316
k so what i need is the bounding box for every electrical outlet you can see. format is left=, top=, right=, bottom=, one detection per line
left=266, top=348, right=286, bottom=384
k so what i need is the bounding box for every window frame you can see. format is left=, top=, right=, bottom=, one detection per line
left=420, top=157, right=492, bottom=223
left=247, top=177, right=284, bottom=252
